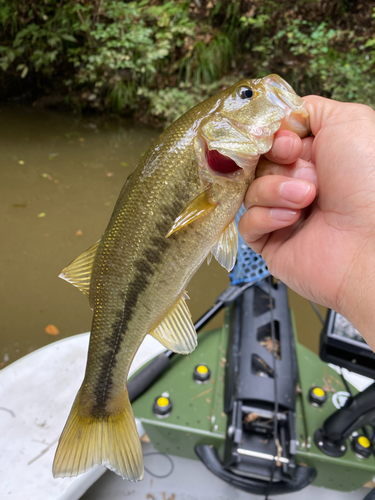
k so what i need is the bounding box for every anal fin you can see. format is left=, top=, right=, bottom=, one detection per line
left=211, top=219, right=238, bottom=272
left=150, top=293, right=197, bottom=354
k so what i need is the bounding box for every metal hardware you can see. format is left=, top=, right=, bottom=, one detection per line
left=237, top=448, right=290, bottom=464
left=241, top=405, right=288, bottom=421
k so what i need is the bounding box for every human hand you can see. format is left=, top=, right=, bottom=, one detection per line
left=239, top=96, right=375, bottom=347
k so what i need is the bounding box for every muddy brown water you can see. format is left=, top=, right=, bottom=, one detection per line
left=0, top=103, right=325, bottom=369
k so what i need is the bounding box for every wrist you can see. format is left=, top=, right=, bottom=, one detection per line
left=337, top=242, right=375, bottom=351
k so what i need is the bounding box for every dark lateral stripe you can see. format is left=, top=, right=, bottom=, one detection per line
left=92, top=270, right=151, bottom=416
left=91, top=202, right=184, bottom=416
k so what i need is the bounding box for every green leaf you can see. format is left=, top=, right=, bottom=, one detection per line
left=61, top=34, right=77, bottom=43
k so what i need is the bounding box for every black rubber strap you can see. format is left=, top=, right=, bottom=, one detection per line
left=195, top=445, right=317, bottom=496
left=128, top=353, right=171, bottom=403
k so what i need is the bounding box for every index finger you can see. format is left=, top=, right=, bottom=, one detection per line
left=264, top=130, right=303, bottom=165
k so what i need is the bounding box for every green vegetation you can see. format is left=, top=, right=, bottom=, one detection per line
left=1, top=0, right=375, bottom=125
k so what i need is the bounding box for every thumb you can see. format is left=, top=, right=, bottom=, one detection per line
left=303, top=95, right=370, bottom=137
left=303, top=96, right=375, bottom=171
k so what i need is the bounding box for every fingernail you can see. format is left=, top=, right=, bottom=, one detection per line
left=279, top=180, right=311, bottom=204
left=272, top=136, right=294, bottom=160
left=270, top=208, right=298, bottom=221
left=293, top=167, right=318, bottom=185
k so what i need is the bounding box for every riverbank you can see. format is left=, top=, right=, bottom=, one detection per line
left=1, top=0, right=375, bottom=126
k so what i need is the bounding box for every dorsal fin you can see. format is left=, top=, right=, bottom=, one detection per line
left=150, top=293, right=197, bottom=354
left=59, top=241, right=100, bottom=297
left=210, top=220, right=238, bottom=272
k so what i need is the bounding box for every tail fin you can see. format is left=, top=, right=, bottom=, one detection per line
left=53, top=390, right=144, bottom=481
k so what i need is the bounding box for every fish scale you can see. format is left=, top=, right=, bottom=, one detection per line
left=53, top=74, right=310, bottom=482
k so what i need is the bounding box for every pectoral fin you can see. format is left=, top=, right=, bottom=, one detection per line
left=150, top=293, right=197, bottom=354
left=211, top=220, right=238, bottom=272
left=59, top=241, right=100, bottom=297
left=167, top=187, right=218, bottom=237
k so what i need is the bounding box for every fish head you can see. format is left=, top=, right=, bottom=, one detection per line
left=198, top=74, right=310, bottom=182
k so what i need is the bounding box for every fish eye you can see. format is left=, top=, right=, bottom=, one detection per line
left=238, top=86, right=254, bottom=99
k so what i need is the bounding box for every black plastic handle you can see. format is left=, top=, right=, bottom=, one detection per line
left=128, top=353, right=171, bottom=403
left=195, top=445, right=316, bottom=496
left=324, top=382, right=375, bottom=441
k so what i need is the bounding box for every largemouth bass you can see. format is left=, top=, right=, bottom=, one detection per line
left=53, top=75, right=310, bottom=481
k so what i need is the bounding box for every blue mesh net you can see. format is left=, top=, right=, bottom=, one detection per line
left=229, top=206, right=270, bottom=286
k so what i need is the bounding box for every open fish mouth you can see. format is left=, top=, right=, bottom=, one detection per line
left=196, top=133, right=252, bottom=182
left=201, top=118, right=280, bottom=182
left=206, top=148, right=242, bottom=175
left=202, top=130, right=272, bottom=182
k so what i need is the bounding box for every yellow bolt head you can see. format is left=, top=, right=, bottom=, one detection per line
left=313, top=387, right=325, bottom=398
left=197, top=365, right=208, bottom=375
left=156, top=396, right=170, bottom=408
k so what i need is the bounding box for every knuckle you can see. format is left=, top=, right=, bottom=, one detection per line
left=349, top=103, right=375, bottom=120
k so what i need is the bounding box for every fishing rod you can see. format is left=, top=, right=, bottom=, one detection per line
left=128, top=207, right=269, bottom=403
